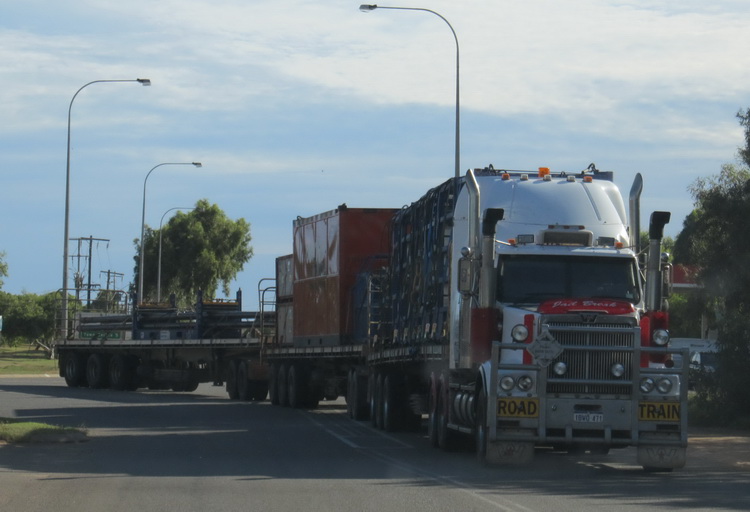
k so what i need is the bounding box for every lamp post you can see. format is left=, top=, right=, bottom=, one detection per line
left=138, top=162, right=202, bottom=303
left=61, top=78, right=150, bottom=339
left=157, top=206, right=195, bottom=302
left=359, top=4, right=460, bottom=179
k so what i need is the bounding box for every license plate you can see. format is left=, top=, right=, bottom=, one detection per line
left=497, top=397, right=539, bottom=418
left=574, top=412, right=604, bottom=423
left=638, top=401, right=681, bottom=422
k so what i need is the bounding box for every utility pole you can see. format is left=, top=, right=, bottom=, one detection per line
left=70, top=236, right=109, bottom=306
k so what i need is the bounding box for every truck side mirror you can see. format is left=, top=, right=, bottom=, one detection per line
left=458, top=247, right=475, bottom=295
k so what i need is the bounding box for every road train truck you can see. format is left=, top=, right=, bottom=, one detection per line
left=264, top=165, right=687, bottom=470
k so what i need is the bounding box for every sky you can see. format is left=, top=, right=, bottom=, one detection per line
left=2, top=0, right=749, bottom=310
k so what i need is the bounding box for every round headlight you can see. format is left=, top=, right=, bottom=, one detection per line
left=500, top=376, right=516, bottom=391
left=652, top=329, right=670, bottom=347
left=511, top=324, right=529, bottom=342
left=517, top=375, right=534, bottom=392
left=553, top=361, right=568, bottom=376
left=656, top=378, right=673, bottom=394
left=639, top=377, right=655, bottom=393
left=611, top=363, right=626, bottom=378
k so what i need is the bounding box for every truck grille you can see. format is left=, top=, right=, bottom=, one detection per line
left=544, top=317, right=637, bottom=396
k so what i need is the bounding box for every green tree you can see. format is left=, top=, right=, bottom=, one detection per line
left=134, top=199, right=253, bottom=305
left=0, top=251, right=7, bottom=289
left=673, top=110, right=750, bottom=424
left=0, top=292, right=58, bottom=345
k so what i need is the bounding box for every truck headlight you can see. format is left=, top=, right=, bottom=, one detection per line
left=517, top=375, right=534, bottom=392
left=639, top=377, right=655, bottom=393
left=652, top=329, right=669, bottom=346
left=500, top=376, right=515, bottom=391
left=611, top=363, right=626, bottom=378
left=656, top=378, right=673, bottom=394
left=511, top=324, right=529, bottom=342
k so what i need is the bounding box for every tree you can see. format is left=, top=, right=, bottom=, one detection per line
left=0, top=291, right=58, bottom=345
left=134, top=199, right=253, bottom=305
left=672, top=111, right=750, bottom=424
left=0, top=251, right=7, bottom=289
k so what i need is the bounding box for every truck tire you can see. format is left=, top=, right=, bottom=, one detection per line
left=348, top=370, right=369, bottom=421
left=251, top=381, right=269, bottom=401
left=428, top=374, right=439, bottom=447
left=269, top=364, right=279, bottom=405
left=475, top=385, right=488, bottom=464
left=374, top=373, right=385, bottom=430
left=346, top=370, right=355, bottom=418
left=382, top=374, right=401, bottom=432
left=437, top=373, right=455, bottom=450
left=64, top=353, right=87, bottom=387
left=86, top=353, right=108, bottom=389
left=287, top=363, right=307, bottom=409
left=226, top=360, right=240, bottom=400
left=368, top=373, right=378, bottom=427
left=237, top=361, right=251, bottom=401
left=277, top=364, right=289, bottom=407
left=109, top=354, right=135, bottom=391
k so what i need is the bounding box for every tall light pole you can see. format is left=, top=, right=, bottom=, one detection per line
left=138, top=162, right=202, bottom=303
left=157, top=206, right=195, bottom=302
left=61, top=78, right=151, bottom=339
left=359, top=4, right=460, bottom=179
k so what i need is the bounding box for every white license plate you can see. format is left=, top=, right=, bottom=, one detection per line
left=574, top=412, right=604, bottom=423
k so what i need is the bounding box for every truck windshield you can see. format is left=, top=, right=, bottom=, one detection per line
left=497, top=255, right=640, bottom=304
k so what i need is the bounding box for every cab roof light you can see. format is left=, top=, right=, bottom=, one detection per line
left=538, top=167, right=550, bottom=177
left=566, top=176, right=576, bottom=182
left=583, top=176, right=593, bottom=183
left=520, top=174, right=529, bottom=181
left=502, top=173, right=511, bottom=180
left=542, top=174, right=552, bottom=181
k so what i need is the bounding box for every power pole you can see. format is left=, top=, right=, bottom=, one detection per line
left=70, top=236, right=109, bottom=306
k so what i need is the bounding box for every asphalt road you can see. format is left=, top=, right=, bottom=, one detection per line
left=1, top=376, right=748, bottom=512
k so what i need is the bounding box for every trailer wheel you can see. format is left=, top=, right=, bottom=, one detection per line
left=63, top=353, right=86, bottom=387
left=109, top=354, right=135, bottom=391
left=237, top=361, right=251, bottom=401
left=374, top=373, right=385, bottom=430
left=251, top=381, right=268, bottom=402
left=368, top=372, right=378, bottom=427
left=346, top=370, right=355, bottom=418
left=277, top=364, right=289, bottom=407
left=382, top=374, right=401, bottom=432
left=287, top=363, right=307, bottom=409
left=86, top=353, right=108, bottom=389
left=226, top=360, right=240, bottom=400
left=348, top=370, right=369, bottom=421
left=269, top=364, right=280, bottom=405
left=428, top=373, right=439, bottom=447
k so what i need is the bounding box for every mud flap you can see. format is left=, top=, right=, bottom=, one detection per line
left=637, top=445, right=687, bottom=470
left=486, top=441, right=535, bottom=465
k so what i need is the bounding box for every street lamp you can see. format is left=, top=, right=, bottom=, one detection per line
left=359, top=4, right=460, bottom=179
left=157, top=206, right=195, bottom=302
left=61, top=78, right=150, bottom=339
left=138, top=162, right=202, bottom=303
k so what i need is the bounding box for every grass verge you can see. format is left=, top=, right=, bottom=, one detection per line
left=0, top=417, right=87, bottom=444
left=0, top=345, right=58, bottom=375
